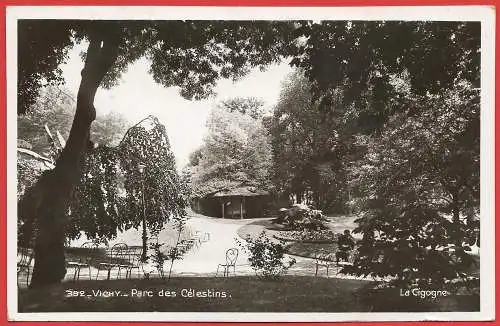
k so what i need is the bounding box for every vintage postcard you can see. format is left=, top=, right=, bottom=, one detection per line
left=6, top=5, right=495, bottom=323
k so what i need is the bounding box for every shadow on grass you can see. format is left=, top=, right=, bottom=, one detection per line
left=18, top=276, right=478, bottom=313
left=19, top=276, right=368, bottom=312
left=357, top=286, right=479, bottom=312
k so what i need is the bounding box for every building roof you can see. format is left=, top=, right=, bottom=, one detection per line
left=211, top=186, right=270, bottom=197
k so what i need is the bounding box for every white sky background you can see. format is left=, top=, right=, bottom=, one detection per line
left=60, top=42, right=293, bottom=168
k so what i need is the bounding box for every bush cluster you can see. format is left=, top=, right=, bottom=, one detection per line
left=273, top=204, right=329, bottom=231
left=237, top=231, right=296, bottom=279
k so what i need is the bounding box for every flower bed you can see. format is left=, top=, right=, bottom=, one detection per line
left=273, top=230, right=337, bottom=243
left=274, top=204, right=329, bottom=231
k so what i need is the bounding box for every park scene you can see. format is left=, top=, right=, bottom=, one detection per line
left=15, top=18, right=480, bottom=314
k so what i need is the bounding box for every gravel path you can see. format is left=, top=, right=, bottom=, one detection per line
left=58, top=210, right=375, bottom=282
left=168, top=210, right=374, bottom=281
left=166, top=211, right=255, bottom=276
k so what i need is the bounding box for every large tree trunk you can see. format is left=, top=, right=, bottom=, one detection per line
left=27, top=28, right=119, bottom=288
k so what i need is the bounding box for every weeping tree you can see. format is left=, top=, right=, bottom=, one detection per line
left=18, top=19, right=295, bottom=287
left=118, top=116, right=187, bottom=260
left=16, top=87, right=130, bottom=248
left=66, top=116, right=187, bottom=262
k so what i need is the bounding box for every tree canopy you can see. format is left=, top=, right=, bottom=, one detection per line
left=276, top=21, right=481, bottom=286
left=189, top=98, right=273, bottom=197
left=265, top=20, right=480, bottom=286
left=346, top=82, right=479, bottom=285
left=290, top=21, right=480, bottom=132
left=270, top=71, right=349, bottom=212
left=18, top=20, right=296, bottom=114
left=67, top=115, right=187, bottom=242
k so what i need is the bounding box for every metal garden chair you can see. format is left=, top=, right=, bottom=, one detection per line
left=17, top=247, right=33, bottom=287
left=314, top=252, right=335, bottom=276
left=216, top=248, right=238, bottom=277
left=96, top=243, right=128, bottom=280
left=66, top=241, right=98, bottom=280
left=124, top=247, right=144, bottom=279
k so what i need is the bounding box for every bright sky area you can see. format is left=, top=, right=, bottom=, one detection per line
left=60, top=43, right=293, bottom=168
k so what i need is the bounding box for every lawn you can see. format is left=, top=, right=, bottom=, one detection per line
left=18, top=276, right=478, bottom=312
left=286, top=242, right=338, bottom=258
left=19, top=276, right=368, bottom=312
left=236, top=215, right=359, bottom=259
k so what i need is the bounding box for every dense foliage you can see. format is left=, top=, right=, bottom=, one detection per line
left=188, top=98, right=273, bottom=197
left=345, top=83, right=479, bottom=286
left=280, top=21, right=481, bottom=286
left=270, top=72, right=350, bottom=212
left=67, top=116, right=188, bottom=242
left=290, top=21, right=480, bottom=114
left=237, top=231, right=296, bottom=279
left=265, top=21, right=481, bottom=286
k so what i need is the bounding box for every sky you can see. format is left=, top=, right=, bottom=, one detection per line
left=60, top=43, right=293, bottom=168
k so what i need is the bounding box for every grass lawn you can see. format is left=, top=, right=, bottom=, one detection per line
left=19, top=276, right=369, bottom=312
left=236, top=215, right=357, bottom=259
left=286, top=242, right=338, bottom=258
left=18, top=276, right=478, bottom=312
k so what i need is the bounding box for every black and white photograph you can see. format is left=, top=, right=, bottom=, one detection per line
left=7, top=6, right=495, bottom=322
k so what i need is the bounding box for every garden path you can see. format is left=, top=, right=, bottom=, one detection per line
left=168, top=210, right=371, bottom=280
left=61, top=210, right=374, bottom=282
left=166, top=210, right=255, bottom=276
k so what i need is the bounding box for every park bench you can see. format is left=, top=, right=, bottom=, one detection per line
left=315, top=250, right=356, bottom=277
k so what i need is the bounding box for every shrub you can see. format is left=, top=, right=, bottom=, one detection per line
left=148, top=241, right=168, bottom=278
left=237, top=231, right=296, bottom=279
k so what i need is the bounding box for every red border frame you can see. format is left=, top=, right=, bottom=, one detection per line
left=1, top=1, right=497, bottom=325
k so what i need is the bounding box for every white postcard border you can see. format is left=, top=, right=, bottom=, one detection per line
left=6, top=5, right=496, bottom=322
